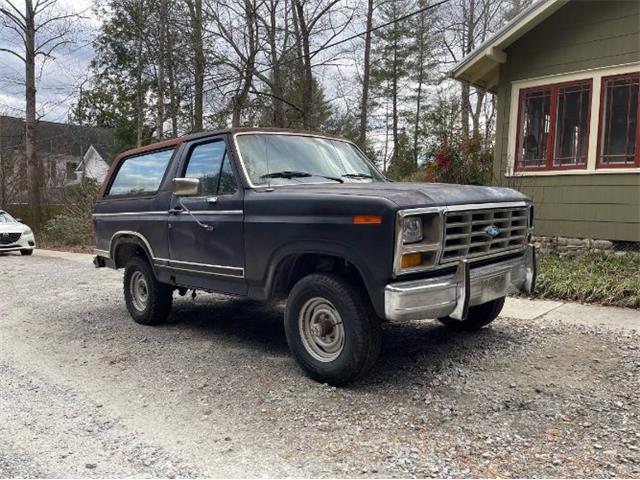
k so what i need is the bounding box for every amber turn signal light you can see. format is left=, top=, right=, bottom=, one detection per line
left=401, top=253, right=422, bottom=268
left=353, top=215, right=382, bottom=224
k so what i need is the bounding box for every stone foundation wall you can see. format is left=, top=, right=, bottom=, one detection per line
left=533, top=236, right=616, bottom=256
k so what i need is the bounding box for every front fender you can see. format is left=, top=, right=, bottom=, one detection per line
left=249, top=239, right=387, bottom=318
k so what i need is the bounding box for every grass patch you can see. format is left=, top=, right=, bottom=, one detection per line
left=532, top=251, right=640, bottom=308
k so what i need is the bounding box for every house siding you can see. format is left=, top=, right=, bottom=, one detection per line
left=494, top=0, right=640, bottom=242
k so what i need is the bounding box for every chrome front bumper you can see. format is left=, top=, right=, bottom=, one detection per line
left=384, top=245, right=536, bottom=322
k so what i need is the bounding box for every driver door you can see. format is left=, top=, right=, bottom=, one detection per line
left=167, top=136, right=246, bottom=295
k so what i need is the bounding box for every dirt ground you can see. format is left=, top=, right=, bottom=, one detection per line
left=0, top=251, right=638, bottom=478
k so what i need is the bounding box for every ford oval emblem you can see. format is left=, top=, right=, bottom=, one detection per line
left=485, top=225, right=500, bottom=238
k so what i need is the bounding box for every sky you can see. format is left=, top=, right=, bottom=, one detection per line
left=0, top=0, right=95, bottom=122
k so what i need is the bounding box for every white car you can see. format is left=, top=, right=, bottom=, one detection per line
left=0, top=210, right=36, bottom=255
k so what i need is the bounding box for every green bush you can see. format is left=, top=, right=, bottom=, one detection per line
left=42, top=214, right=93, bottom=245
left=41, top=179, right=99, bottom=246
left=533, top=251, right=640, bottom=308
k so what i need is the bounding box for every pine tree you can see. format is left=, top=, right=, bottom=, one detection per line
left=370, top=0, right=413, bottom=176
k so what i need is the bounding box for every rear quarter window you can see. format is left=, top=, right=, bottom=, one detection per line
left=108, top=148, right=174, bottom=196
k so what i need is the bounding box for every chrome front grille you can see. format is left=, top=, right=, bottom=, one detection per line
left=0, top=232, right=21, bottom=245
left=441, top=206, right=529, bottom=264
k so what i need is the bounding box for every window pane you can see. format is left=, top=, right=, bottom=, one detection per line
left=600, top=74, right=639, bottom=165
left=518, top=88, right=551, bottom=168
left=109, top=149, right=174, bottom=196
left=553, top=82, right=591, bottom=166
left=184, top=141, right=226, bottom=196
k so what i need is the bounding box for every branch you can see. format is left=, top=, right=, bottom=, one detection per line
left=248, top=89, right=302, bottom=112
left=0, top=6, right=26, bottom=30
left=0, top=47, right=25, bottom=63
left=35, top=9, right=88, bottom=33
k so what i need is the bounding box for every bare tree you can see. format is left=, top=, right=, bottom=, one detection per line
left=357, top=0, right=374, bottom=148
left=205, top=0, right=261, bottom=127
left=185, top=0, right=205, bottom=131
left=0, top=0, right=84, bottom=230
left=292, top=0, right=351, bottom=130
left=255, top=0, right=291, bottom=127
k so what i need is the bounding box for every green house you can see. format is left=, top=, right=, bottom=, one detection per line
left=452, top=0, right=639, bottom=242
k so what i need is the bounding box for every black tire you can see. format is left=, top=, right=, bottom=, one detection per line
left=20, top=249, right=33, bottom=256
left=123, top=256, right=173, bottom=325
left=284, top=273, right=381, bottom=386
left=438, top=296, right=506, bottom=331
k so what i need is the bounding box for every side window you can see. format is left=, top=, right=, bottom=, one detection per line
left=184, top=141, right=237, bottom=196
left=108, top=149, right=174, bottom=196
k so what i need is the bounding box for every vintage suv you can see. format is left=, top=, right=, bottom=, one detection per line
left=93, top=128, right=536, bottom=385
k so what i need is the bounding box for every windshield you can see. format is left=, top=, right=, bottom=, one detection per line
left=235, top=133, right=386, bottom=186
left=0, top=212, right=16, bottom=223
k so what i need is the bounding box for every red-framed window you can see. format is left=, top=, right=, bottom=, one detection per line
left=597, top=72, right=640, bottom=168
left=515, top=79, right=592, bottom=171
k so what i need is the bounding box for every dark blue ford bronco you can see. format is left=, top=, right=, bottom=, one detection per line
left=93, top=128, right=536, bottom=385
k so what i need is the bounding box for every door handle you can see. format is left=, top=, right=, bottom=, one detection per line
left=206, top=196, right=218, bottom=205
left=168, top=206, right=183, bottom=214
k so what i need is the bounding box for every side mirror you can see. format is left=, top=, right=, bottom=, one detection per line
left=173, top=177, right=200, bottom=196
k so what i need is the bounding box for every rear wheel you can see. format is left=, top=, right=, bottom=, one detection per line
left=20, top=249, right=33, bottom=256
left=284, top=273, right=381, bottom=386
left=123, top=256, right=173, bottom=325
left=438, top=296, right=505, bottom=331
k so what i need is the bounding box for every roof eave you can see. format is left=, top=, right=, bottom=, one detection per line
left=451, top=0, right=570, bottom=91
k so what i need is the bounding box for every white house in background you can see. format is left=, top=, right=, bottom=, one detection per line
left=67, top=145, right=110, bottom=185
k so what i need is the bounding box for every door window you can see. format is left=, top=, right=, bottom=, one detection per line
left=184, top=141, right=237, bottom=196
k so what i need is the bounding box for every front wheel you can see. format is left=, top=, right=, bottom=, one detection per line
left=20, top=249, right=33, bottom=256
left=123, top=256, right=173, bottom=325
left=438, top=296, right=506, bottom=331
left=284, top=273, right=381, bottom=386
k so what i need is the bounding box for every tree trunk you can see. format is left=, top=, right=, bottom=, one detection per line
left=188, top=0, right=204, bottom=132
left=461, top=83, right=470, bottom=138
left=165, top=3, right=178, bottom=137
left=471, top=88, right=485, bottom=137
left=461, top=0, right=476, bottom=139
left=383, top=79, right=390, bottom=173
left=231, top=0, right=257, bottom=127
left=268, top=0, right=286, bottom=127
left=24, top=0, right=42, bottom=231
left=155, top=0, right=167, bottom=140
left=293, top=0, right=312, bottom=130
left=391, top=33, right=399, bottom=165
left=413, top=11, right=426, bottom=168
left=358, top=0, right=374, bottom=149
left=135, top=0, right=145, bottom=146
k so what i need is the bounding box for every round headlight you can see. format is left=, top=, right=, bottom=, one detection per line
left=402, top=216, right=423, bottom=244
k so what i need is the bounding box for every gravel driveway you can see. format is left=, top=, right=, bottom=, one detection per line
left=0, top=251, right=638, bottom=478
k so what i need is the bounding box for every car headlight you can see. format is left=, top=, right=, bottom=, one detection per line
left=23, top=228, right=32, bottom=235
left=402, top=216, right=423, bottom=244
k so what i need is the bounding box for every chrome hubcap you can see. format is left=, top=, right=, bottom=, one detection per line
left=299, top=297, right=345, bottom=362
left=130, top=271, right=149, bottom=312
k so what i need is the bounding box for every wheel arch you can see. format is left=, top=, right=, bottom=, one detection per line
left=109, top=231, right=155, bottom=270
left=263, top=241, right=380, bottom=314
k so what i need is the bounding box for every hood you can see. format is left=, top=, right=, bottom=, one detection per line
left=0, top=222, right=29, bottom=234
left=267, top=182, right=529, bottom=208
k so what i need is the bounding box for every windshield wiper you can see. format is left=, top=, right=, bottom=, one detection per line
left=261, top=170, right=343, bottom=183
left=342, top=172, right=373, bottom=179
